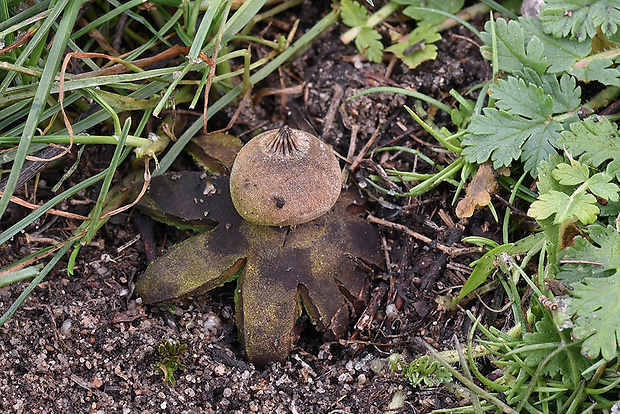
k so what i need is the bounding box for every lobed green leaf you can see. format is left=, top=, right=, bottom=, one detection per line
left=355, top=27, right=384, bottom=63
left=557, top=116, right=620, bottom=171
left=570, top=57, right=620, bottom=86
left=480, top=18, right=547, bottom=75
left=528, top=190, right=599, bottom=224
left=570, top=273, right=620, bottom=360
left=341, top=0, right=369, bottom=27
left=551, top=161, right=589, bottom=186
left=490, top=77, right=553, bottom=119
left=539, top=0, right=620, bottom=42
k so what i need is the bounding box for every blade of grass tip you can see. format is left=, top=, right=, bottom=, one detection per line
left=0, top=241, right=74, bottom=325
left=0, top=265, right=43, bottom=288
left=82, top=88, right=122, bottom=134
left=154, top=8, right=339, bottom=176
left=152, top=63, right=193, bottom=117
left=191, top=66, right=212, bottom=109
left=404, top=106, right=463, bottom=153
left=83, top=118, right=131, bottom=243
left=0, top=0, right=70, bottom=98
left=0, top=0, right=83, bottom=221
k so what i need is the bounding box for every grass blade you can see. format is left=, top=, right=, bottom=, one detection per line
left=0, top=0, right=83, bottom=220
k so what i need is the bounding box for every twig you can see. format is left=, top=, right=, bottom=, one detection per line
left=3, top=193, right=89, bottom=221
left=367, top=214, right=479, bottom=257
left=349, top=124, right=383, bottom=171
left=322, top=84, right=344, bottom=137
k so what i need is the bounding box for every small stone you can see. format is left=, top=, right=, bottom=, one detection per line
left=60, top=319, right=72, bottom=335
left=213, top=363, right=226, bottom=376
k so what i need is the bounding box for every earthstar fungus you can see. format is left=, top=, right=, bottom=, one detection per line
left=135, top=130, right=381, bottom=365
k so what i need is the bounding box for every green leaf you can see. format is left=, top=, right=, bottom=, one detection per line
left=570, top=57, right=620, bottom=86
left=490, top=77, right=553, bottom=119
left=570, top=273, right=620, bottom=360
left=480, top=18, right=547, bottom=74
left=515, top=71, right=582, bottom=114
left=528, top=190, right=599, bottom=224
left=385, top=24, right=441, bottom=69
left=557, top=117, right=620, bottom=170
left=537, top=154, right=572, bottom=194
left=552, top=161, right=589, bottom=186
left=462, top=73, right=581, bottom=175
left=456, top=244, right=514, bottom=301
left=587, top=173, right=620, bottom=201
left=462, top=108, right=562, bottom=175
left=559, top=224, right=620, bottom=282
left=539, top=0, right=620, bottom=42
left=394, top=0, right=464, bottom=25
left=519, top=17, right=591, bottom=74
left=341, top=0, right=369, bottom=27
left=355, top=27, right=384, bottom=62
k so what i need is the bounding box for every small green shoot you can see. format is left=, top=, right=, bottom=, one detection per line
left=389, top=354, right=453, bottom=388
left=157, top=339, right=188, bottom=386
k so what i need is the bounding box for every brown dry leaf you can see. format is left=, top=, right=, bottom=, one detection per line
left=134, top=172, right=382, bottom=365
left=456, top=162, right=498, bottom=218
left=186, top=133, right=243, bottom=175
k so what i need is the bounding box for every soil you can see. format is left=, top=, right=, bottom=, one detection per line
left=0, top=3, right=504, bottom=413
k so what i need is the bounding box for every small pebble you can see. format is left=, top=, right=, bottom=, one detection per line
left=60, top=319, right=72, bottom=335
left=213, top=363, right=226, bottom=376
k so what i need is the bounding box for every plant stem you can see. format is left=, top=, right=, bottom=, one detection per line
left=0, top=135, right=150, bottom=147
